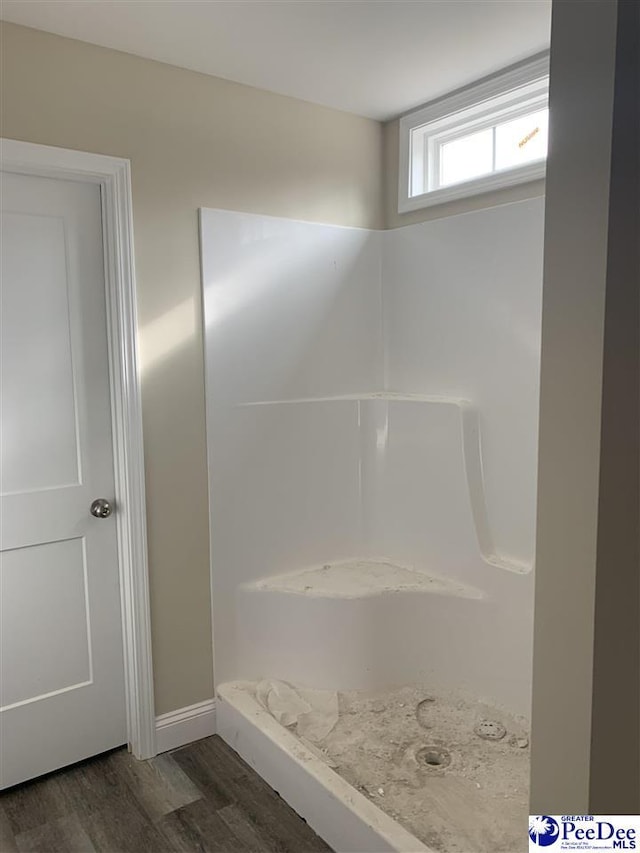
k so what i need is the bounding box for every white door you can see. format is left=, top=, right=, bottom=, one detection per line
left=0, top=171, right=127, bottom=789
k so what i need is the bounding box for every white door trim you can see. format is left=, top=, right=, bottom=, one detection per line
left=1, top=138, right=156, bottom=759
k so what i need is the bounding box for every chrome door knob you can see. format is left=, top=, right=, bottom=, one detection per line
left=90, top=498, right=113, bottom=519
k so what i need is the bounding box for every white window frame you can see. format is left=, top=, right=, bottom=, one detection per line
left=398, top=53, right=550, bottom=214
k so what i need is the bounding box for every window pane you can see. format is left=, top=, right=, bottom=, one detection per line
left=439, top=128, right=493, bottom=188
left=495, top=108, right=548, bottom=171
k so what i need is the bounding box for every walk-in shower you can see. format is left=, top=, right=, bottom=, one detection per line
left=201, top=198, right=544, bottom=852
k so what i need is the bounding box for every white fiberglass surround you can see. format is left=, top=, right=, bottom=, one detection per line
left=201, top=199, right=543, bottom=717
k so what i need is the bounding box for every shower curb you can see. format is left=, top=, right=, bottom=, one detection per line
left=216, top=681, right=433, bottom=853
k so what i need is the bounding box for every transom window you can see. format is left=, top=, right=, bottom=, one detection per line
left=399, top=54, right=549, bottom=213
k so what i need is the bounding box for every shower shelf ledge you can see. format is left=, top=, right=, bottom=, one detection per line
left=236, top=391, right=469, bottom=407
left=244, top=559, right=484, bottom=600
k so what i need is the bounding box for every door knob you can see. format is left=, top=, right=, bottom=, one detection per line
left=90, top=498, right=113, bottom=519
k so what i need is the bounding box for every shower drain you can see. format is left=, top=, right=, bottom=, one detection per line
left=474, top=720, right=507, bottom=741
left=416, top=745, right=452, bottom=769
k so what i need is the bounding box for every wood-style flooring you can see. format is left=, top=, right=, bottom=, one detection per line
left=0, top=735, right=333, bottom=853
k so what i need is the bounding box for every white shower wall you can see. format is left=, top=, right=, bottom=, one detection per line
left=382, top=204, right=544, bottom=566
left=201, top=198, right=544, bottom=715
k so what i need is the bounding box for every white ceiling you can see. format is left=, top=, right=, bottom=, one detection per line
left=1, top=0, right=552, bottom=121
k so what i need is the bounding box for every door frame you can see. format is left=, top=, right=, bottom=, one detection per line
left=1, top=138, right=156, bottom=759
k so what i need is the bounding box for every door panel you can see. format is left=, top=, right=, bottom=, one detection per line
left=1, top=211, right=80, bottom=494
left=1, top=537, right=92, bottom=709
left=0, top=172, right=127, bottom=789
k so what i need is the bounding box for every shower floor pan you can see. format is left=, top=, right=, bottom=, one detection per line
left=217, top=681, right=529, bottom=853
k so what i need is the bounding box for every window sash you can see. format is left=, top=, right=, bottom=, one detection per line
left=425, top=96, right=549, bottom=193
left=399, top=54, right=550, bottom=213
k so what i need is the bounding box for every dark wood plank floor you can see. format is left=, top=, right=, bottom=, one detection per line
left=0, top=735, right=333, bottom=853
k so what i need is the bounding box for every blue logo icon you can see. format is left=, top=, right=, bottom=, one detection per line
left=529, top=816, right=560, bottom=846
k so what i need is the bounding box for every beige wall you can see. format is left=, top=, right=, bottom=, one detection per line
left=0, top=21, right=383, bottom=715
left=530, top=0, right=639, bottom=811
left=589, top=0, right=639, bottom=810
left=382, top=118, right=545, bottom=228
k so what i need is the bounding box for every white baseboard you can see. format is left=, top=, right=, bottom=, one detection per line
left=155, top=699, right=217, bottom=754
